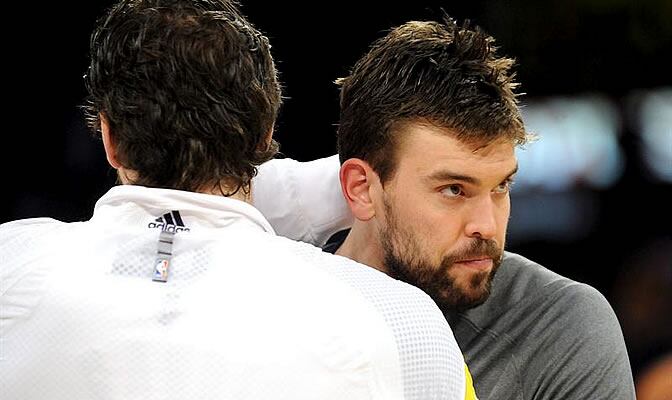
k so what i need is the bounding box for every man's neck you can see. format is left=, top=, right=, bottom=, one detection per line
left=119, top=171, right=252, bottom=204
left=336, top=223, right=389, bottom=275
left=204, top=184, right=251, bottom=203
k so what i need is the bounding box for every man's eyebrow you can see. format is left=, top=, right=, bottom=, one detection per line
left=425, top=164, right=519, bottom=185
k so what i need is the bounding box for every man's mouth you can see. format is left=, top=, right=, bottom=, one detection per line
left=454, top=257, right=493, bottom=270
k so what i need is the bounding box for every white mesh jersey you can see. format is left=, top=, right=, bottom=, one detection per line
left=1, top=185, right=466, bottom=400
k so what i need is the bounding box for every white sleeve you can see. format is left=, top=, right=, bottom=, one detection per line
left=252, top=155, right=352, bottom=247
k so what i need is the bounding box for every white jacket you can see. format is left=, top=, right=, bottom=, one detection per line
left=1, top=183, right=466, bottom=399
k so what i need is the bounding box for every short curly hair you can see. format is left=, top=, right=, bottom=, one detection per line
left=83, top=0, right=281, bottom=195
left=337, top=16, right=530, bottom=183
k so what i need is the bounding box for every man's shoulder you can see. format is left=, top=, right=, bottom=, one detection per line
left=268, top=234, right=467, bottom=399
left=501, top=255, right=634, bottom=398
left=1, top=218, right=80, bottom=325
left=274, top=235, right=453, bottom=330
left=468, top=251, right=626, bottom=361
left=498, top=251, right=568, bottom=285
left=277, top=235, right=428, bottom=293
left=0, top=217, right=65, bottom=233
left=458, top=251, right=615, bottom=333
left=0, top=217, right=71, bottom=261
left=497, top=252, right=607, bottom=309
left=491, top=252, right=578, bottom=307
left=454, top=252, right=634, bottom=399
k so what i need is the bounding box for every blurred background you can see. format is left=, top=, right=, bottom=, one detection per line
left=2, top=0, right=670, bottom=393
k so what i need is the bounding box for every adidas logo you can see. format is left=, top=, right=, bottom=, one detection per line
left=148, top=210, right=191, bottom=232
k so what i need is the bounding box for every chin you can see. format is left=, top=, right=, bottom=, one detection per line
left=437, top=270, right=494, bottom=311
left=436, top=288, right=489, bottom=312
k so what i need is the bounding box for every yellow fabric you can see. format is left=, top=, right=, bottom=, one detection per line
left=464, top=363, right=479, bottom=400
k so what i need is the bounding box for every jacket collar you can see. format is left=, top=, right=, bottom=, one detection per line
left=91, top=185, right=275, bottom=234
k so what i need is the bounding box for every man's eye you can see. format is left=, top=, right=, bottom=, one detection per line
left=494, top=180, right=514, bottom=194
left=441, top=185, right=462, bottom=197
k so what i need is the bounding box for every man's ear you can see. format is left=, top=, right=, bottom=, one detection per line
left=260, top=123, right=274, bottom=151
left=100, top=113, right=122, bottom=169
left=339, top=158, right=380, bottom=221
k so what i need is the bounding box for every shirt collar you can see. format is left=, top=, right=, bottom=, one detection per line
left=92, top=185, right=276, bottom=234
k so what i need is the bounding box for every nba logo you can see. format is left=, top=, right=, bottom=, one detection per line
left=153, top=259, right=170, bottom=282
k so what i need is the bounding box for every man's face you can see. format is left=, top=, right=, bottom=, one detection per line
left=376, top=123, right=517, bottom=311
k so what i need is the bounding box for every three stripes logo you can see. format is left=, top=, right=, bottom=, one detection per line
left=148, top=210, right=190, bottom=232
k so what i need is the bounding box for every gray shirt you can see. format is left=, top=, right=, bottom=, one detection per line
left=444, top=252, right=636, bottom=399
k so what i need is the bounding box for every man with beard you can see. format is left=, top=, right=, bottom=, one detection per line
left=253, top=16, right=635, bottom=400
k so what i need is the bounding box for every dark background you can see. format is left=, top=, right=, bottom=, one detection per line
left=3, top=0, right=671, bottom=384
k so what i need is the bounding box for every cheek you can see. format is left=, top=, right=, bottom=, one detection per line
left=387, top=190, right=462, bottom=256
left=411, top=208, right=462, bottom=260
left=495, top=198, right=511, bottom=244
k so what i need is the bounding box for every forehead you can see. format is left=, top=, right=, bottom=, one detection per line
left=392, top=122, right=517, bottom=179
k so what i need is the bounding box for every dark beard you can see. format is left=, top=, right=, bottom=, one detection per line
left=384, top=238, right=501, bottom=312
left=380, top=201, right=502, bottom=311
